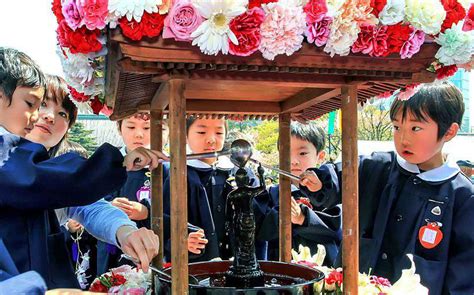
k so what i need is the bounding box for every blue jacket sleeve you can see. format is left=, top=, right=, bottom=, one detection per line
left=67, top=199, right=137, bottom=246
left=0, top=141, right=127, bottom=210
left=0, top=271, right=47, bottom=295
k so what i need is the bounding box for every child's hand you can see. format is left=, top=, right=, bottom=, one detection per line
left=188, top=229, right=208, bottom=254
left=124, top=147, right=169, bottom=171
left=290, top=197, right=305, bottom=225
left=67, top=219, right=83, bottom=233
left=127, top=201, right=149, bottom=220
left=299, top=170, right=322, bottom=192
left=112, top=197, right=134, bottom=215
left=117, top=226, right=159, bottom=273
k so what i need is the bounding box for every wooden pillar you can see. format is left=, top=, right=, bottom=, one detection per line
left=150, top=110, right=164, bottom=269
left=278, top=113, right=292, bottom=262
left=168, top=79, right=188, bottom=294
left=341, top=85, right=359, bottom=295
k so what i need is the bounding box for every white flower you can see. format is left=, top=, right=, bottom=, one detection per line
left=405, top=0, right=446, bottom=35
left=457, top=0, right=473, bottom=10
left=190, top=0, right=247, bottom=55
left=390, top=254, right=429, bottom=295
left=108, top=0, right=162, bottom=23
left=324, top=17, right=360, bottom=57
left=326, top=0, right=345, bottom=17
left=379, top=0, right=405, bottom=25
left=435, top=21, right=474, bottom=66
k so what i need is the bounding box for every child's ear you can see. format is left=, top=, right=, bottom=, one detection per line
left=443, top=123, right=459, bottom=142
left=317, top=150, right=326, bottom=164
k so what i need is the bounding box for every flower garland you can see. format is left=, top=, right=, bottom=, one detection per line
left=52, top=0, right=474, bottom=111
left=89, top=265, right=151, bottom=294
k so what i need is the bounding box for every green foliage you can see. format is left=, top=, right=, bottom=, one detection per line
left=228, top=120, right=259, bottom=132
left=358, top=105, right=393, bottom=141
left=68, top=122, right=98, bottom=155
left=253, top=121, right=279, bottom=154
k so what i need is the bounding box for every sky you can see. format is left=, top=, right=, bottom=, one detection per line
left=1, top=0, right=473, bottom=130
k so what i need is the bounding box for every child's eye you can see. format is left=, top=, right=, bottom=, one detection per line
left=144, top=127, right=150, bottom=130
left=127, top=127, right=135, bottom=130
left=216, top=132, right=224, bottom=135
left=41, top=101, right=47, bottom=108
left=300, top=152, right=308, bottom=156
left=197, top=131, right=206, bottom=135
left=412, top=126, right=422, bottom=131
left=58, top=111, right=68, bottom=119
left=25, top=100, right=34, bottom=108
left=392, top=125, right=399, bottom=131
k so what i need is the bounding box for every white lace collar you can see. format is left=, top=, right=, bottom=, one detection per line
left=396, top=153, right=460, bottom=182
left=187, top=156, right=234, bottom=170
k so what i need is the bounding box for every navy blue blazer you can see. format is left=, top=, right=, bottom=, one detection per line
left=263, top=185, right=342, bottom=266
left=305, top=152, right=474, bottom=295
left=0, top=135, right=127, bottom=289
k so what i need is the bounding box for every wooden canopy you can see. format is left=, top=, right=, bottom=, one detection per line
left=104, top=28, right=439, bottom=295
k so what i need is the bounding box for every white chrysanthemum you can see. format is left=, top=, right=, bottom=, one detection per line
left=379, top=0, right=405, bottom=25
left=391, top=254, right=429, bottom=295
left=108, top=0, right=162, bottom=23
left=326, top=0, right=345, bottom=17
left=190, top=0, right=248, bottom=55
left=405, top=0, right=446, bottom=35
left=435, top=21, right=474, bottom=66
left=324, top=16, right=360, bottom=57
left=457, top=0, right=473, bottom=10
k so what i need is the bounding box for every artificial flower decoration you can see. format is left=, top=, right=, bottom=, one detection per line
left=163, top=0, right=204, bottom=42
left=57, top=20, right=103, bottom=54
left=77, top=0, right=109, bottom=30
left=108, top=0, right=162, bottom=24
left=404, top=0, right=446, bottom=35
left=440, top=0, right=467, bottom=33
left=259, top=0, right=307, bottom=60
left=400, top=28, right=425, bottom=59
left=436, top=64, right=459, bottom=79
left=62, top=0, right=83, bottom=30
left=386, top=23, right=412, bottom=55
left=369, top=0, right=387, bottom=18
left=304, top=0, right=329, bottom=24
left=378, top=0, right=405, bottom=25
left=228, top=7, right=265, bottom=56
left=248, top=0, right=278, bottom=9
left=304, top=0, right=333, bottom=47
left=119, top=11, right=166, bottom=41
left=462, top=3, right=474, bottom=31
left=390, top=254, right=429, bottom=294
left=435, top=21, right=474, bottom=66
left=190, top=0, right=248, bottom=55
left=159, top=0, right=172, bottom=14
left=352, top=25, right=389, bottom=57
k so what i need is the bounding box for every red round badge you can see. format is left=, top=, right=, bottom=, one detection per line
left=418, top=222, right=443, bottom=249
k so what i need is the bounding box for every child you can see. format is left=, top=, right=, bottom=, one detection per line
left=0, top=48, right=166, bottom=288
left=302, top=82, right=474, bottom=294
left=262, top=122, right=342, bottom=266
left=163, top=117, right=269, bottom=262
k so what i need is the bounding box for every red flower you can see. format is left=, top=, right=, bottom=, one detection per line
left=248, top=0, right=278, bottom=9
left=370, top=275, right=392, bottom=287
left=119, top=12, right=166, bottom=41
left=110, top=273, right=127, bottom=286
left=229, top=8, right=265, bottom=57
left=352, top=25, right=389, bottom=57
left=89, top=280, right=108, bottom=292
left=90, top=96, right=104, bottom=114
left=463, top=3, right=474, bottom=31
left=296, top=260, right=319, bottom=268
left=304, top=0, right=328, bottom=23
left=57, top=20, right=102, bottom=54
left=370, top=0, right=387, bottom=18
left=52, top=0, right=64, bottom=23
left=386, top=23, right=412, bottom=55
left=441, top=0, right=466, bottom=32
left=436, top=65, right=458, bottom=80
left=68, top=86, right=91, bottom=102
left=325, top=269, right=343, bottom=286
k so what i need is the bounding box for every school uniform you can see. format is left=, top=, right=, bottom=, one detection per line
left=97, top=147, right=170, bottom=275
left=262, top=184, right=342, bottom=266
left=163, top=157, right=269, bottom=262
left=305, top=152, right=474, bottom=295
left=0, top=126, right=128, bottom=288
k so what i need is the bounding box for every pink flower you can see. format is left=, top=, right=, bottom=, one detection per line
left=397, top=83, right=420, bottom=101
left=463, top=3, right=474, bottom=31
left=370, top=275, right=392, bottom=287
left=351, top=25, right=389, bottom=57
left=62, top=0, right=83, bottom=30
left=305, top=16, right=332, bottom=46
left=259, top=3, right=306, bottom=60
left=400, top=28, right=425, bottom=59
left=77, top=0, right=108, bottom=30
left=229, top=7, right=265, bottom=57
left=163, top=0, right=203, bottom=42
left=303, top=0, right=328, bottom=23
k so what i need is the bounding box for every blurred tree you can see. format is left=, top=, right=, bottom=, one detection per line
left=68, top=122, right=98, bottom=155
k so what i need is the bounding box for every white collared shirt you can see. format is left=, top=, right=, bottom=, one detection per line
left=396, top=153, right=460, bottom=182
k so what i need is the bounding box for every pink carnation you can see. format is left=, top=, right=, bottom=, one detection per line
left=77, top=0, right=108, bottom=30
left=163, top=0, right=203, bottom=42
left=62, top=0, right=83, bottom=30
left=259, top=3, right=306, bottom=60
left=304, top=0, right=328, bottom=23
left=351, top=25, right=389, bottom=57
left=397, top=83, right=420, bottom=101
left=400, top=28, right=425, bottom=59
left=305, top=16, right=332, bottom=47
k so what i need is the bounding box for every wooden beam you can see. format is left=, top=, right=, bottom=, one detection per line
left=151, top=82, right=170, bottom=111
left=341, top=85, right=359, bottom=295
left=186, top=100, right=280, bottom=114
left=279, top=113, right=292, bottom=262
left=105, top=41, right=121, bottom=111
left=150, top=110, right=164, bottom=270
left=281, top=88, right=341, bottom=113
left=168, top=79, right=188, bottom=294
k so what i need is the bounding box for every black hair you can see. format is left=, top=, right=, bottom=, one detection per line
left=290, top=122, right=326, bottom=152
left=185, top=116, right=228, bottom=136
left=389, top=81, right=464, bottom=140
left=51, top=139, right=89, bottom=158
left=0, top=47, right=45, bottom=104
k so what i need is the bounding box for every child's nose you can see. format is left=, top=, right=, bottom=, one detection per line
left=42, top=111, right=54, bottom=123
left=30, top=110, right=40, bottom=123
left=135, top=130, right=144, bottom=138
left=206, top=136, right=216, bottom=145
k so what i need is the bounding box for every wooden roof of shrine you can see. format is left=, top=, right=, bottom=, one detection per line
left=105, top=30, right=438, bottom=121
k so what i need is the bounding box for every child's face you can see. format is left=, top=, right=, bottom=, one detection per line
left=187, top=118, right=225, bottom=165
left=120, top=116, right=151, bottom=152
left=26, top=99, right=70, bottom=150
left=0, top=86, right=44, bottom=137
left=290, top=136, right=325, bottom=176
left=392, top=110, right=453, bottom=170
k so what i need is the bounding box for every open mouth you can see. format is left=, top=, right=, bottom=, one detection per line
left=402, top=150, right=414, bottom=156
